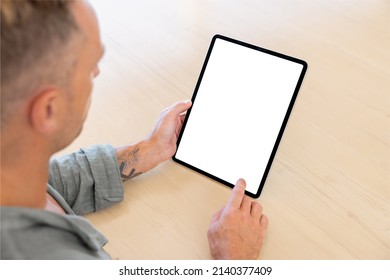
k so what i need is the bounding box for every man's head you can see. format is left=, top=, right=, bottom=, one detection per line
left=1, top=0, right=104, bottom=154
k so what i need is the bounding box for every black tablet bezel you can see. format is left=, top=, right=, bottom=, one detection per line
left=173, top=34, right=307, bottom=198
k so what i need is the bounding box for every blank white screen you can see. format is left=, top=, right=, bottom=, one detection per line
left=175, top=38, right=304, bottom=195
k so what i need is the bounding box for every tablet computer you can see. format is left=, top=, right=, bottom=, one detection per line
left=173, top=35, right=307, bottom=198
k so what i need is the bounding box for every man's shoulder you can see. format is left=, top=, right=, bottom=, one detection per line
left=0, top=206, right=110, bottom=260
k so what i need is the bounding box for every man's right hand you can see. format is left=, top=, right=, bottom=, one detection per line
left=207, top=179, right=268, bottom=259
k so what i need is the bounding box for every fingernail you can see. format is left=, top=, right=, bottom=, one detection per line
left=185, top=100, right=192, bottom=104
left=237, top=178, right=246, bottom=187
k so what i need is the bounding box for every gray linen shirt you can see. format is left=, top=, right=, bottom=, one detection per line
left=0, top=144, right=124, bottom=259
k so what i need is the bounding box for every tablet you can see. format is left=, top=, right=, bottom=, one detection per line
left=173, top=35, right=307, bottom=198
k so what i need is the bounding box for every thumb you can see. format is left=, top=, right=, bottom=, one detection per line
left=211, top=206, right=224, bottom=224
left=166, top=100, right=192, bottom=119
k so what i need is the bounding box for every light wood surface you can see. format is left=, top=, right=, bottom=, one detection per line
left=56, top=0, right=390, bottom=259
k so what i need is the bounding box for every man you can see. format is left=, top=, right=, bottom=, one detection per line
left=0, top=0, right=268, bottom=259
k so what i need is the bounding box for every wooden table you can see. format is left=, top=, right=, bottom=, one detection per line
left=57, top=0, right=390, bottom=259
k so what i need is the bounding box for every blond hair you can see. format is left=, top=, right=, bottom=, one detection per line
left=1, top=0, right=81, bottom=129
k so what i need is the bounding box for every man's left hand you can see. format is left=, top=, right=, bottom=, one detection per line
left=148, top=100, right=192, bottom=164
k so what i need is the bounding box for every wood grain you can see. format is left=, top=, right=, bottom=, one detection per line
left=56, top=0, right=390, bottom=259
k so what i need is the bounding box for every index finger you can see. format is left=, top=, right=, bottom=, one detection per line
left=225, top=178, right=247, bottom=210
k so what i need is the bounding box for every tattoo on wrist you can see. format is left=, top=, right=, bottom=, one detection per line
left=118, top=146, right=143, bottom=182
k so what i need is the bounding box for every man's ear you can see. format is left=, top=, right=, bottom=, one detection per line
left=29, top=88, right=64, bottom=134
